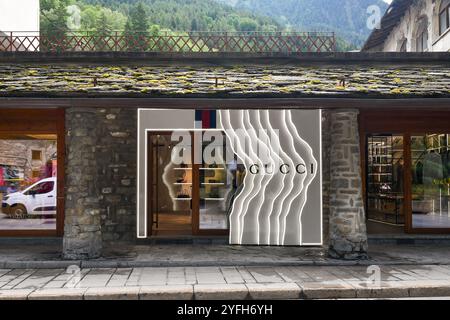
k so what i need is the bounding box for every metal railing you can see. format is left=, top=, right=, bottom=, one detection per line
left=0, top=31, right=336, bottom=53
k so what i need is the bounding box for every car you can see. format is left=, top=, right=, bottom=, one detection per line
left=1, top=177, right=56, bottom=217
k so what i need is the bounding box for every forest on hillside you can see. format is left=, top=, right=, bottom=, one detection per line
left=40, top=0, right=370, bottom=51
left=216, top=0, right=388, bottom=48
left=41, top=0, right=282, bottom=35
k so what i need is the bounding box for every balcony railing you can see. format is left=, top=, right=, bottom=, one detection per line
left=0, top=31, right=336, bottom=53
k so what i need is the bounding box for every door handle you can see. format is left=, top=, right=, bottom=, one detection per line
left=48, top=195, right=54, bottom=198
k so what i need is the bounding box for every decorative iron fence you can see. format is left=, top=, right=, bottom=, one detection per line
left=0, top=31, right=336, bottom=53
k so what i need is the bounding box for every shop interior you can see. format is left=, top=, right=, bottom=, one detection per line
left=366, top=133, right=450, bottom=234
left=148, top=132, right=244, bottom=236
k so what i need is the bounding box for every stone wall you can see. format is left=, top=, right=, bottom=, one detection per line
left=63, top=107, right=137, bottom=259
left=321, top=110, right=331, bottom=246
left=327, top=110, right=368, bottom=260
left=96, top=108, right=137, bottom=242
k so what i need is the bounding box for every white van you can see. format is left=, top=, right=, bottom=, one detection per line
left=1, top=177, right=57, bottom=217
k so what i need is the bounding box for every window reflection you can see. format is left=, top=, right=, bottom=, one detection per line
left=0, top=136, right=57, bottom=230
left=366, top=135, right=405, bottom=231
left=411, top=134, right=450, bottom=229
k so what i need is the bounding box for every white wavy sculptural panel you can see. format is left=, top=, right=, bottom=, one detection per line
left=219, top=109, right=318, bottom=246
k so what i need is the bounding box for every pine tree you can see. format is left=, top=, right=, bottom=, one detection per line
left=41, top=0, right=70, bottom=51
left=123, top=2, right=150, bottom=51
left=95, top=11, right=111, bottom=51
left=191, top=18, right=198, bottom=31
left=96, top=12, right=111, bottom=35
left=130, top=2, right=150, bottom=32
left=53, top=0, right=70, bottom=34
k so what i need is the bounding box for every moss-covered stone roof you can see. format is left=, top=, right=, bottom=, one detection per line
left=0, top=64, right=449, bottom=98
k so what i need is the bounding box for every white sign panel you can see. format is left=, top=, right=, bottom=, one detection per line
left=137, top=109, right=322, bottom=246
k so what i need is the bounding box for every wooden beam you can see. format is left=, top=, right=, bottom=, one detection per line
left=0, top=97, right=449, bottom=110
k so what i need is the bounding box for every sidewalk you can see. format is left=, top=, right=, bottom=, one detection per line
left=2, top=243, right=450, bottom=268
left=1, top=264, right=450, bottom=300
left=2, top=243, right=450, bottom=299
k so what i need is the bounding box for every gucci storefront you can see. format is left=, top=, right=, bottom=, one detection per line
left=0, top=52, right=449, bottom=260
left=137, top=109, right=322, bottom=246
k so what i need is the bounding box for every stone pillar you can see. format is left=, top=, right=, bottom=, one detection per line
left=63, top=108, right=102, bottom=259
left=328, top=110, right=368, bottom=260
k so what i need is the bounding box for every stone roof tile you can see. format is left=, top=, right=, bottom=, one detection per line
left=0, top=64, right=449, bottom=98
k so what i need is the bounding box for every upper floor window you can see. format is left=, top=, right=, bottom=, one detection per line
left=399, top=39, right=407, bottom=52
left=439, top=0, right=450, bottom=36
left=415, top=18, right=429, bottom=52
left=416, top=30, right=429, bottom=51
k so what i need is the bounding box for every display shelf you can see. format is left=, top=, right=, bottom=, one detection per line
left=368, top=173, right=392, bottom=175
left=367, top=135, right=405, bottom=225
left=201, top=182, right=225, bottom=185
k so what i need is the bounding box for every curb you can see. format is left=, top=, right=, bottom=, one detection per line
left=1, top=282, right=450, bottom=300
left=0, top=259, right=430, bottom=269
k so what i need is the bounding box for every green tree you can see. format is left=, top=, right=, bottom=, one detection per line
left=191, top=18, right=198, bottom=31
left=95, top=11, right=110, bottom=50
left=238, top=18, right=258, bottom=32
left=96, top=12, right=111, bottom=33
left=40, top=0, right=72, bottom=51
left=123, top=2, right=150, bottom=51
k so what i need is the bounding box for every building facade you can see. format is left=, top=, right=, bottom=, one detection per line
left=0, top=0, right=40, bottom=51
left=0, top=52, right=449, bottom=260
left=363, top=0, right=450, bottom=52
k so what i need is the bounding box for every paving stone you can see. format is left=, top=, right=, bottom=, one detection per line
left=223, top=277, right=246, bottom=284
left=196, top=273, right=227, bottom=284
left=0, top=270, right=11, bottom=277
left=84, top=286, right=140, bottom=300
left=355, top=286, right=410, bottom=299
left=76, top=269, right=114, bottom=288
left=28, top=288, right=87, bottom=300
left=106, top=268, right=132, bottom=287
left=43, top=280, right=67, bottom=289
left=247, top=267, right=285, bottom=283
left=299, top=281, right=356, bottom=299
left=406, top=280, right=450, bottom=297
left=139, top=285, right=193, bottom=300
left=246, top=283, right=301, bottom=300
left=14, top=269, right=60, bottom=289
left=1, top=270, right=35, bottom=289
left=275, top=267, right=310, bottom=282
left=194, top=284, right=248, bottom=300
left=236, top=267, right=257, bottom=283
left=0, top=289, right=34, bottom=300
left=0, top=269, right=28, bottom=283
left=167, top=278, right=187, bottom=285
left=297, top=267, right=341, bottom=282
